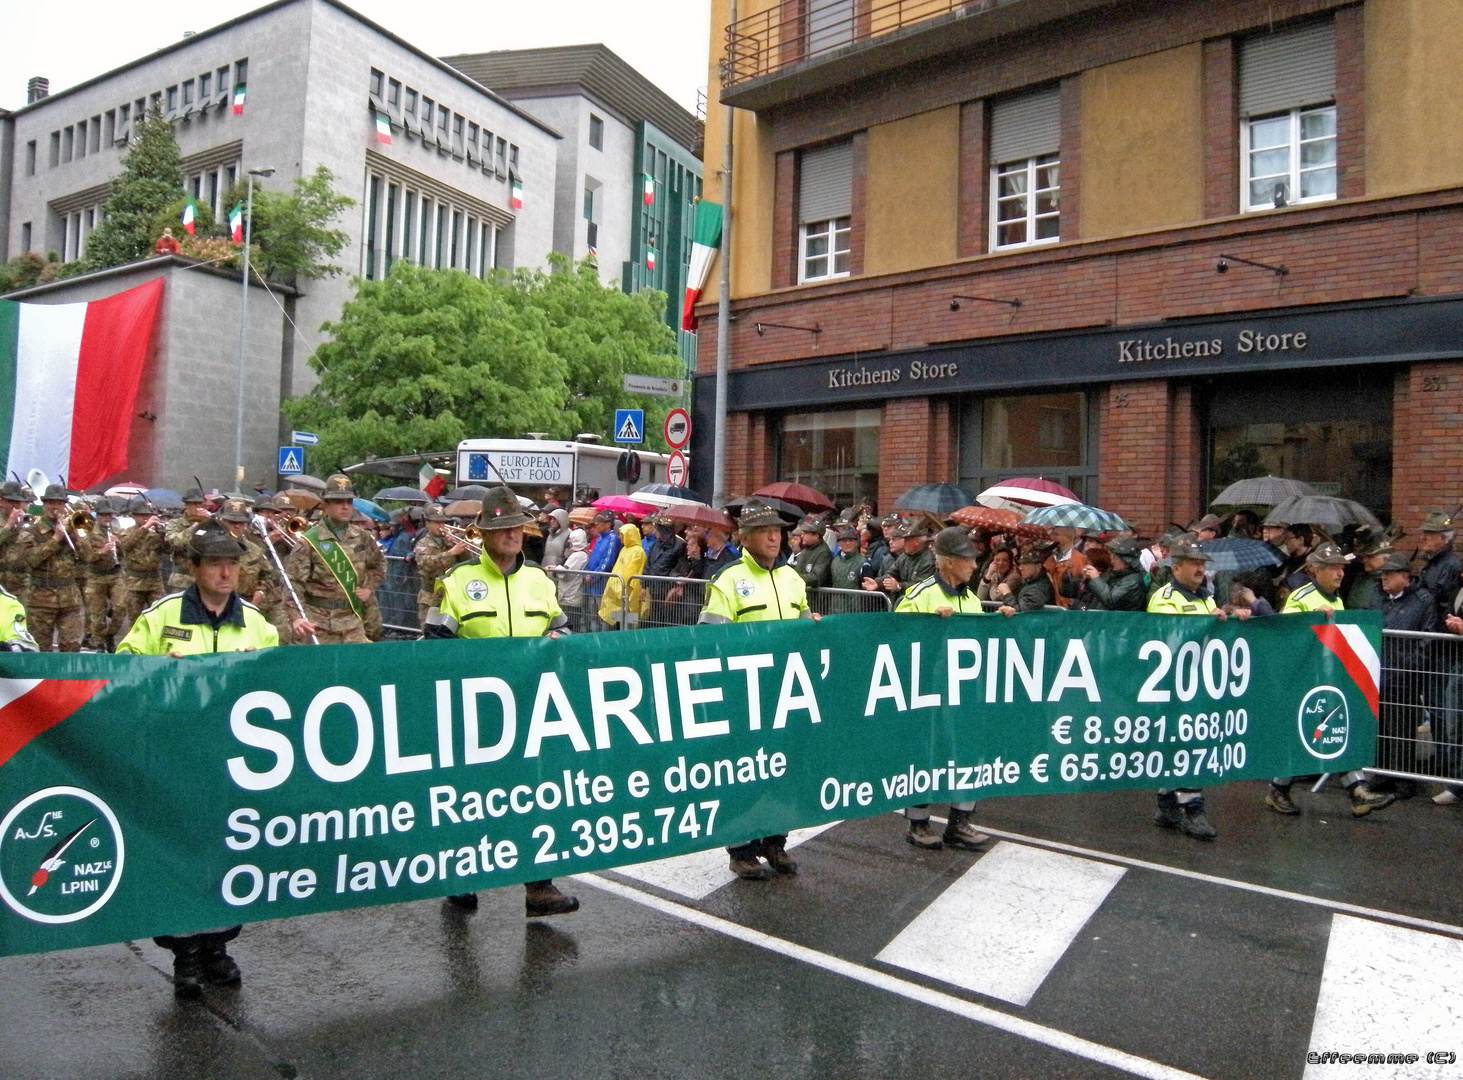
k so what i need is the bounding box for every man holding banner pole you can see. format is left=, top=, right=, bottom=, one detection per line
left=116, top=521, right=278, bottom=997
left=423, top=486, right=580, bottom=918
left=285, top=474, right=384, bottom=645
left=699, top=500, right=815, bottom=880
left=1146, top=538, right=1248, bottom=840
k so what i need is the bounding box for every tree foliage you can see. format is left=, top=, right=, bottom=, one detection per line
left=224, top=166, right=353, bottom=283
left=286, top=257, right=683, bottom=477
left=78, top=108, right=184, bottom=272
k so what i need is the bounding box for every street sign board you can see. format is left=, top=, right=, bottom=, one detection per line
left=664, top=408, right=691, bottom=450
left=614, top=409, right=645, bottom=444
left=290, top=430, right=320, bottom=446
left=623, top=373, right=683, bottom=397
left=667, top=450, right=688, bottom=487
left=278, top=447, right=304, bottom=475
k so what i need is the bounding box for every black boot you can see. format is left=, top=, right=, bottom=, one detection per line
left=1154, top=791, right=1181, bottom=830
left=941, top=808, right=990, bottom=851
left=445, top=893, right=479, bottom=911
left=727, top=842, right=772, bottom=880
left=198, top=940, right=241, bottom=986
left=1178, top=798, right=1217, bottom=840
left=171, top=943, right=205, bottom=1000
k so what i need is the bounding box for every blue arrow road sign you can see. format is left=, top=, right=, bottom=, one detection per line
left=278, top=447, right=305, bottom=475
left=614, top=409, right=645, bottom=444
left=291, top=430, right=320, bottom=446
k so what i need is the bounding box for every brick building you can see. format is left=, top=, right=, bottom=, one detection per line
left=690, top=0, right=1463, bottom=536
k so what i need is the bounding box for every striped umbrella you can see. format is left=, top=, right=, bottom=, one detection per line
left=1022, top=503, right=1131, bottom=533
left=1211, top=475, right=1317, bottom=508
left=976, top=477, right=1080, bottom=511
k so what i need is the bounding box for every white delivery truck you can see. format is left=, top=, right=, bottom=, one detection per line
left=455, top=436, right=673, bottom=505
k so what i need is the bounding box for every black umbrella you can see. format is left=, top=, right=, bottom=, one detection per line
left=374, top=485, right=431, bottom=503
left=142, top=488, right=184, bottom=510
left=1264, top=495, right=1381, bottom=530
left=1197, top=538, right=1285, bottom=573
left=723, top=496, right=802, bottom=523
left=446, top=484, right=490, bottom=501
left=1211, top=476, right=1318, bottom=508
left=893, top=483, right=974, bottom=516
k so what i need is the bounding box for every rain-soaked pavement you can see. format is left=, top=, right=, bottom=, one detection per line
left=3, top=782, right=1459, bottom=1080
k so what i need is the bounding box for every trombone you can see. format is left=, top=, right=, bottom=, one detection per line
left=261, top=515, right=310, bottom=550
left=441, top=524, right=483, bottom=555
left=71, top=510, right=120, bottom=566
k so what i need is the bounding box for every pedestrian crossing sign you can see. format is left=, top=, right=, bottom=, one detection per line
left=278, top=446, right=304, bottom=475
left=614, top=409, right=645, bottom=444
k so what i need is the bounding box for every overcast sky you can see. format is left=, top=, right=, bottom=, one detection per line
left=0, top=0, right=712, bottom=113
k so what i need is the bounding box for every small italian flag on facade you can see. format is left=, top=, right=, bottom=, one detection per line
left=643, top=173, right=654, bottom=205
left=510, top=176, right=523, bottom=210
left=228, top=203, right=244, bottom=244
left=181, top=200, right=196, bottom=236
left=374, top=111, right=392, bottom=145
left=646, top=243, right=657, bottom=271
left=232, top=83, right=246, bottom=115
left=682, top=200, right=723, bottom=331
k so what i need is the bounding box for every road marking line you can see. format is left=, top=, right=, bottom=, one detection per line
left=875, top=841, right=1126, bottom=1005
left=612, top=822, right=838, bottom=900
left=943, top=820, right=1463, bottom=939
left=576, top=873, right=1210, bottom=1080
left=1304, top=915, right=1463, bottom=1079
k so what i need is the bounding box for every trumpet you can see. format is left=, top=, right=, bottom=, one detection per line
left=441, top=524, right=483, bottom=554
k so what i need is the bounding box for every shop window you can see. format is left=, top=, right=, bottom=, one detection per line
left=778, top=409, right=881, bottom=507
left=959, top=392, right=1097, bottom=504
left=1239, top=20, right=1336, bottom=212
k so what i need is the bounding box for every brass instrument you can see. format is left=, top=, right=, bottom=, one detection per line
left=441, top=524, right=483, bottom=555
left=265, top=516, right=309, bottom=550
left=69, top=510, right=95, bottom=536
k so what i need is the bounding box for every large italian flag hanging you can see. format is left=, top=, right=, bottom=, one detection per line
left=681, top=200, right=723, bottom=332
left=0, top=279, right=162, bottom=490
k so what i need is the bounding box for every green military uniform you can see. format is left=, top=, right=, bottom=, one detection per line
left=17, top=487, right=85, bottom=652
left=0, top=481, right=31, bottom=601
left=888, top=524, right=936, bottom=598
left=249, top=494, right=297, bottom=645
left=164, top=488, right=212, bottom=592
left=413, top=521, right=468, bottom=626
left=118, top=499, right=169, bottom=629
left=422, top=486, right=577, bottom=918
left=283, top=475, right=385, bottom=645
left=0, top=586, right=38, bottom=650
left=700, top=501, right=812, bottom=880
left=79, top=500, right=125, bottom=650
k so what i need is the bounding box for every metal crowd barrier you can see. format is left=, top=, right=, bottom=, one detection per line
left=809, top=586, right=894, bottom=616
left=1373, top=628, right=1463, bottom=788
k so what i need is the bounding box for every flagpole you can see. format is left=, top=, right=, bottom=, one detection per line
left=234, top=166, right=274, bottom=489
left=712, top=0, right=736, bottom=507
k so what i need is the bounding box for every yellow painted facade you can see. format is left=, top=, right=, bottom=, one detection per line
left=863, top=107, right=960, bottom=275
left=1366, top=0, right=1463, bottom=196
left=1079, top=45, right=1204, bottom=238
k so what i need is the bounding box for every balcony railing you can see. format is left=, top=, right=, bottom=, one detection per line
left=724, top=0, right=1006, bottom=88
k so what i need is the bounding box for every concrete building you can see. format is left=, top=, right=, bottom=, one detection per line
left=0, top=0, right=559, bottom=489
left=444, top=45, right=704, bottom=369
left=693, top=0, right=1463, bottom=536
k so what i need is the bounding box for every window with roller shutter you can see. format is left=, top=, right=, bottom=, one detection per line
left=1239, top=20, right=1337, bottom=212
left=798, top=140, right=853, bottom=283
left=988, top=87, right=1061, bottom=250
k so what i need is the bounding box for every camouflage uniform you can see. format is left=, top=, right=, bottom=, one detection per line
left=117, top=506, right=169, bottom=628
left=413, top=527, right=468, bottom=625
left=0, top=486, right=32, bottom=602
left=165, top=490, right=212, bottom=592
left=18, top=489, right=85, bottom=652
left=250, top=497, right=296, bottom=645
left=284, top=475, right=385, bottom=645
left=80, top=503, right=126, bottom=650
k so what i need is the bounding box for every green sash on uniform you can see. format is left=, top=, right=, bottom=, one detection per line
left=302, top=525, right=362, bottom=618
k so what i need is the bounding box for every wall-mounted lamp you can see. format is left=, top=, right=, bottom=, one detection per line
left=1215, top=253, right=1288, bottom=277
left=949, top=294, right=1022, bottom=311
left=754, top=321, right=822, bottom=338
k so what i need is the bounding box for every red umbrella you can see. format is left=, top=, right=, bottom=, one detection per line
left=752, top=481, right=835, bottom=513
left=593, top=495, right=656, bottom=518
left=949, top=505, right=1054, bottom=540
left=976, top=477, right=1079, bottom=510
left=665, top=504, right=736, bottom=532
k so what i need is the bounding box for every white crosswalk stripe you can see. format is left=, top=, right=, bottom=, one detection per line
left=1305, top=914, right=1463, bottom=1079
left=612, top=822, right=840, bottom=900
left=875, top=841, right=1126, bottom=1005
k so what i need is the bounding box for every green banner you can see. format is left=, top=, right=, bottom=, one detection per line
left=0, top=611, right=1380, bottom=957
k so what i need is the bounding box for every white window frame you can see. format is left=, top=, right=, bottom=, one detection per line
left=989, top=153, right=1060, bottom=251
left=799, top=217, right=851, bottom=283
left=1240, top=103, right=1337, bottom=212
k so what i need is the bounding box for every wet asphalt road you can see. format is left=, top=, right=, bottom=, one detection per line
left=2, top=781, right=1459, bottom=1080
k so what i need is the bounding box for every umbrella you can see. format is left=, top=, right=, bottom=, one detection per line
left=1197, top=537, right=1285, bottom=573
left=752, top=482, right=835, bottom=513
left=949, top=505, right=1054, bottom=540
left=636, top=483, right=706, bottom=504
left=568, top=507, right=597, bottom=528
left=281, top=488, right=322, bottom=513
left=353, top=497, right=388, bottom=522
left=976, top=478, right=1080, bottom=511
left=1022, top=503, right=1131, bottom=533
left=1211, top=475, right=1318, bottom=508
left=723, top=495, right=802, bottom=523
left=142, top=488, right=184, bottom=510
left=891, top=483, right=974, bottom=516
left=103, top=483, right=147, bottom=498
left=447, top=485, right=490, bottom=501
left=1263, top=495, right=1381, bottom=530
left=593, top=495, right=657, bottom=517
left=665, top=504, right=736, bottom=532
left=444, top=499, right=483, bottom=518
left=374, top=485, right=431, bottom=504
left=292, top=474, right=327, bottom=492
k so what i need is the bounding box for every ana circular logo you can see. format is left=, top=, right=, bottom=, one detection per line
left=1298, top=685, right=1350, bottom=760
left=465, top=579, right=488, bottom=602
left=0, top=786, right=125, bottom=924
left=734, top=578, right=756, bottom=599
